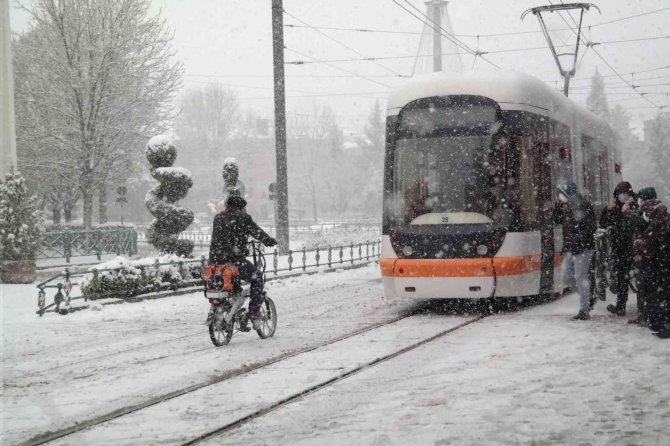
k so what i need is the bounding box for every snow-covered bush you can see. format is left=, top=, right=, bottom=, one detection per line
left=79, top=254, right=203, bottom=300
left=0, top=169, right=45, bottom=261
left=145, top=135, right=194, bottom=256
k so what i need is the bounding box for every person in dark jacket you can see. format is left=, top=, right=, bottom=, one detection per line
left=209, top=195, right=277, bottom=327
left=600, top=181, right=637, bottom=316
left=633, top=195, right=670, bottom=338
left=626, top=187, right=656, bottom=326
left=554, top=182, right=597, bottom=320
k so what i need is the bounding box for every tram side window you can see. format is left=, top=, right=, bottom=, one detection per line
left=582, top=136, right=604, bottom=205
left=551, top=122, right=573, bottom=193
left=513, top=136, right=540, bottom=230
left=599, top=148, right=610, bottom=206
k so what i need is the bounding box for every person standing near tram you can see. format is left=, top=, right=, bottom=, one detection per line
left=554, top=182, right=597, bottom=320
left=632, top=189, right=670, bottom=338
left=599, top=182, right=638, bottom=316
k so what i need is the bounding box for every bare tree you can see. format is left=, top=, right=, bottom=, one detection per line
left=586, top=69, right=610, bottom=122
left=175, top=84, right=239, bottom=160
left=354, top=100, right=385, bottom=216
left=357, top=100, right=385, bottom=167
left=13, top=0, right=182, bottom=229
left=174, top=84, right=239, bottom=213
left=287, top=105, right=340, bottom=221
left=647, top=112, right=670, bottom=202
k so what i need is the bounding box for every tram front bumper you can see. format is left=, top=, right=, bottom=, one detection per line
left=381, top=258, right=496, bottom=299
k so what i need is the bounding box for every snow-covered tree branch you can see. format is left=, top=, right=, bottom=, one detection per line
left=13, top=0, right=183, bottom=229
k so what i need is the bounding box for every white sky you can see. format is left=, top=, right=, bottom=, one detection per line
left=10, top=0, right=670, bottom=135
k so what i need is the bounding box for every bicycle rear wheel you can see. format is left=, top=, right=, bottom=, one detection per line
left=256, top=297, right=277, bottom=339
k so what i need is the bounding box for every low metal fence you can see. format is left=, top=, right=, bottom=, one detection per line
left=35, top=239, right=381, bottom=316
left=37, top=227, right=138, bottom=263
left=136, top=220, right=381, bottom=245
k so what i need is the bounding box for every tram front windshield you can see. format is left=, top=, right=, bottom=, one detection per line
left=392, top=100, right=514, bottom=227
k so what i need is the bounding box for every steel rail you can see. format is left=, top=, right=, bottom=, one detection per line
left=182, top=316, right=484, bottom=445
left=19, top=308, right=434, bottom=446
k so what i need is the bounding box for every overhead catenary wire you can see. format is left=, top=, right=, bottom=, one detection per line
left=398, top=0, right=477, bottom=56
left=181, top=68, right=670, bottom=80
left=388, top=0, right=488, bottom=67
left=284, top=35, right=668, bottom=65
left=547, top=71, right=670, bottom=84
left=392, top=0, right=502, bottom=70
left=283, top=6, right=670, bottom=39
left=283, top=9, right=409, bottom=78
left=388, top=0, right=472, bottom=58
left=551, top=0, right=662, bottom=109
left=284, top=46, right=393, bottom=89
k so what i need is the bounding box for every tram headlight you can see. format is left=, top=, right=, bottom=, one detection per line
left=476, top=244, right=488, bottom=255
left=402, top=245, right=413, bottom=256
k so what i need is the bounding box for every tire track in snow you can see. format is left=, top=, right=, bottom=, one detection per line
left=19, top=304, right=427, bottom=446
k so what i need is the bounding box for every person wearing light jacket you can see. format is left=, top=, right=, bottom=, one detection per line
left=554, top=182, right=597, bottom=320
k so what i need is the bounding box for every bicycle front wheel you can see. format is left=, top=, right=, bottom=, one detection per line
left=256, top=297, right=277, bottom=339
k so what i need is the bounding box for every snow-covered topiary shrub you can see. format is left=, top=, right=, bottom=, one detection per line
left=145, top=135, right=194, bottom=257
left=222, top=157, right=241, bottom=196
left=79, top=254, right=203, bottom=300
left=0, top=169, right=45, bottom=261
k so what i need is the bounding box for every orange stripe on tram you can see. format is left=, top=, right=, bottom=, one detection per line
left=390, top=258, right=494, bottom=278
left=380, top=258, right=396, bottom=277
left=382, top=256, right=553, bottom=278
left=554, top=252, right=564, bottom=267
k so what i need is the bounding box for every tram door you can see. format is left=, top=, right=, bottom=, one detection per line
left=535, top=134, right=555, bottom=295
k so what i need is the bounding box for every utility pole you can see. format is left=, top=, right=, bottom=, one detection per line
left=428, top=0, right=445, bottom=72
left=0, top=0, right=17, bottom=177
left=271, top=0, right=289, bottom=254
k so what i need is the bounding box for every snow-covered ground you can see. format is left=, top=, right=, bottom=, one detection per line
left=218, top=295, right=670, bottom=446
left=2, top=267, right=669, bottom=445
left=1, top=264, right=412, bottom=445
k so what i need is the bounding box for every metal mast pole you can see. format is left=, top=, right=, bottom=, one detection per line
left=0, top=0, right=17, bottom=176
left=271, top=0, right=289, bottom=254
left=428, top=0, right=444, bottom=72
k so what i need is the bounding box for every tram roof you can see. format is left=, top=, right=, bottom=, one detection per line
left=386, top=71, right=612, bottom=140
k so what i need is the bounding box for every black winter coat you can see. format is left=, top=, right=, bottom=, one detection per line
left=554, top=195, right=597, bottom=255
left=600, top=204, right=637, bottom=260
left=208, top=209, right=274, bottom=264
left=633, top=199, right=670, bottom=267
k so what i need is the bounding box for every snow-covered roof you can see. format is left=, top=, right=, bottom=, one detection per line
left=386, top=70, right=612, bottom=140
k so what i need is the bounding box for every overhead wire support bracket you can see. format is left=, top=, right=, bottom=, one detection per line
left=521, top=3, right=600, bottom=96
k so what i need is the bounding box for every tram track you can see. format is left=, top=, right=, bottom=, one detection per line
left=15, top=278, right=378, bottom=382
left=181, top=316, right=483, bottom=446
left=19, top=307, right=432, bottom=446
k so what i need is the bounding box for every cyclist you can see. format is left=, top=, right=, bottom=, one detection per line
left=208, top=195, right=277, bottom=329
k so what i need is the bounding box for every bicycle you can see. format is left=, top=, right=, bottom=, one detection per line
left=204, top=241, right=277, bottom=346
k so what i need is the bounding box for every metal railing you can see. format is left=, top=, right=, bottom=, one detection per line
left=37, top=227, right=138, bottom=263
left=35, top=239, right=381, bottom=316
left=136, top=220, right=381, bottom=245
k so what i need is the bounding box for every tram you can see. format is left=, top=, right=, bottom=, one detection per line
left=380, top=71, right=620, bottom=301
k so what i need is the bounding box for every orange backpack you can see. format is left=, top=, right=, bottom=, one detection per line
left=205, top=265, right=240, bottom=293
